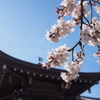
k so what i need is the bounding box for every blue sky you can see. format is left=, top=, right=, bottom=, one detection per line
left=0, top=0, right=100, bottom=98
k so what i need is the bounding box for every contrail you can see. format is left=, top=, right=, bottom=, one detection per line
left=26, top=37, right=46, bottom=57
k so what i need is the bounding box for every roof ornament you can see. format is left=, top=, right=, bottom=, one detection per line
left=27, top=71, right=29, bottom=74
left=74, top=80, right=77, bottom=82
left=20, top=70, right=23, bottom=73
left=46, top=75, right=48, bottom=78
left=85, top=80, right=87, bottom=83
left=38, top=57, right=43, bottom=65
left=3, top=64, right=7, bottom=69
left=57, top=77, right=60, bottom=80
left=33, top=73, right=36, bottom=76
left=90, top=81, right=92, bottom=83
left=52, top=76, right=54, bottom=79
left=88, top=88, right=91, bottom=93
left=80, top=80, right=82, bottom=83
left=40, top=74, right=42, bottom=77
left=20, top=89, right=22, bottom=92
left=18, top=98, right=22, bottom=100
left=14, top=68, right=17, bottom=71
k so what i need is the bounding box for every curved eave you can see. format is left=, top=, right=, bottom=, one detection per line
left=0, top=50, right=61, bottom=78
left=0, top=50, right=100, bottom=81
left=0, top=50, right=40, bottom=69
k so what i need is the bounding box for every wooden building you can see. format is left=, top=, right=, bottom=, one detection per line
left=0, top=50, right=100, bottom=100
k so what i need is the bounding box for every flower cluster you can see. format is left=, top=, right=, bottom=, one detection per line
left=60, top=72, right=79, bottom=83
left=60, top=51, right=84, bottom=88
left=64, top=61, right=82, bottom=74
left=81, top=17, right=100, bottom=46
left=60, top=72, right=79, bottom=89
left=59, top=0, right=76, bottom=17
left=72, top=1, right=89, bottom=19
left=42, top=44, right=70, bottom=69
left=56, top=0, right=89, bottom=19
left=46, top=18, right=76, bottom=42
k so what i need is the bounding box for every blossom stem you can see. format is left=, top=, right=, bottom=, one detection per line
left=68, top=40, right=81, bottom=52
left=83, top=16, right=90, bottom=24
left=80, top=0, right=84, bottom=32
left=97, top=45, right=100, bottom=51
left=89, top=0, right=93, bottom=23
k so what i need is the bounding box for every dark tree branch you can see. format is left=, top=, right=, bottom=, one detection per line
left=84, top=16, right=90, bottom=24
left=89, top=0, right=93, bottom=23
left=68, top=40, right=81, bottom=52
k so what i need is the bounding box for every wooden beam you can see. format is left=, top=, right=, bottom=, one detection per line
left=6, top=67, right=26, bottom=81
left=20, top=90, right=75, bottom=100
left=0, top=94, right=13, bottom=100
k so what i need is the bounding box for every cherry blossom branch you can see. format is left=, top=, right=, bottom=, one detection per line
left=80, top=0, right=84, bottom=32
left=97, top=1, right=100, bottom=4
left=68, top=39, right=85, bottom=61
left=89, top=0, right=93, bottom=23
left=44, top=0, right=100, bottom=89
left=68, top=40, right=81, bottom=52
left=82, top=22, right=93, bottom=28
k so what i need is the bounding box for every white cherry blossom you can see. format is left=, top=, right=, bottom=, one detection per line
left=97, top=60, right=100, bottom=64
left=72, top=1, right=89, bottom=19
left=60, top=0, right=76, bottom=16
left=93, top=52, right=100, bottom=59
left=46, top=30, right=60, bottom=43
left=81, top=18, right=100, bottom=46
left=46, top=18, right=76, bottom=42
left=64, top=61, right=82, bottom=74
left=94, top=6, right=100, bottom=15
left=60, top=72, right=79, bottom=83
left=43, top=44, right=70, bottom=68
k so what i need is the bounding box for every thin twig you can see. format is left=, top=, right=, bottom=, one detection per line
left=89, top=0, right=93, bottom=23
left=84, top=16, right=90, bottom=24
left=80, top=0, right=84, bottom=31
left=68, top=40, right=81, bottom=52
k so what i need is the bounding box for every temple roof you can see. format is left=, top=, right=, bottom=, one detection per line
left=0, top=50, right=100, bottom=100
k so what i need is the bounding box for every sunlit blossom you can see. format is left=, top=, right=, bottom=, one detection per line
left=81, top=18, right=100, bottom=46
left=93, top=52, right=100, bottom=59
left=64, top=61, right=82, bottom=74
left=60, top=72, right=79, bottom=83
left=46, top=18, right=76, bottom=42
left=94, top=6, right=100, bottom=15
